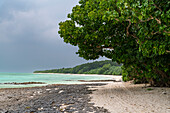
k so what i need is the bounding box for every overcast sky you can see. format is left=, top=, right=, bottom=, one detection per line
left=0, top=0, right=106, bottom=73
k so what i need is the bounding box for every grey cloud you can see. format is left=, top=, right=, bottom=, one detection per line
left=0, top=0, right=107, bottom=73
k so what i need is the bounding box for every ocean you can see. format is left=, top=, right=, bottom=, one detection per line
left=0, top=73, right=114, bottom=88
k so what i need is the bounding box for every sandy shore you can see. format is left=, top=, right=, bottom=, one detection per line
left=0, top=82, right=169, bottom=113
left=90, top=82, right=170, bottom=113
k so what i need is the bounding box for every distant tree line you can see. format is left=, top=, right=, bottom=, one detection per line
left=34, top=60, right=122, bottom=75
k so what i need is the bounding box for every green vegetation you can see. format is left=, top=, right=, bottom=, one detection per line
left=58, top=0, right=170, bottom=87
left=34, top=60, right=122, bottom=75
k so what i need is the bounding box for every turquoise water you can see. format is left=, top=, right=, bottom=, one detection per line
left=0, top=73, right=113, bottom=88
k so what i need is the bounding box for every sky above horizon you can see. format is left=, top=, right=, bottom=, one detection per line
left=0, top=0, right=107, bottom=73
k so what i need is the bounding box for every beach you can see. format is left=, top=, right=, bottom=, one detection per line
left=0, top=84, right=109, bottom=113
left=0, top=81, right=169, bottom=113
left=90, top=82, right=170, bottom=113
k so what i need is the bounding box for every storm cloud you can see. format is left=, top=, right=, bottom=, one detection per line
left=0, top=0, right=106, bottom=72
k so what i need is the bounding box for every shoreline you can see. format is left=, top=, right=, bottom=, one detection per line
left=0, top=82, right=169, bottom=112
left=0, top=81, right=115, bottom=90
left=0, top=73, right=122, bottom=89
left=34, top=73, right=122, bottom=82
left=34, top=72, right=122, bottom=77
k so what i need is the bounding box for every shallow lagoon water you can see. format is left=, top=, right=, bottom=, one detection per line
left=0, top=73, right=113, bottom=88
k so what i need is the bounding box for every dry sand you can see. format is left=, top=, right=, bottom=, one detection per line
left=90, top=82, right=170, bottom=113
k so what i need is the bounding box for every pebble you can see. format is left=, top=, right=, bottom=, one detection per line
left=46, top=89, right=51, bottom=91
left=54, top=88, right=58, bottom=90
left=38, top=107, right=43, bottom=110
left=58, top=90, right=64, bottom=94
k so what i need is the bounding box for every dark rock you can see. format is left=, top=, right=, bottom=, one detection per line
left=0, top=84, right=109, bottom=113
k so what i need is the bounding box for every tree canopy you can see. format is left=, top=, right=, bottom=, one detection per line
left=58, top=0, right=170, bottom=87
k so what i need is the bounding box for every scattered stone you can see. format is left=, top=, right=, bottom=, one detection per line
left=54, top=88, right=58, bottom=90
left=7, top=96, right=12, bottom=99
left=45, top=89, right=51, bottom=91
left=37, top=91, right=41, bottom=94
left=59, top=90, right=64, bottom=94
left=0, top=84, right=109, bottom=113
left=38, top=107, right=43, bottom=110
left=53, top=106, right=56, bottom=109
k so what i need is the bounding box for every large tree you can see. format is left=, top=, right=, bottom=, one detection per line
left=59, top=0, right=170, bottom=87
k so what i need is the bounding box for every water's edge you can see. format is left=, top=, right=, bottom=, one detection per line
left=0, top=73, right=121, bottom=88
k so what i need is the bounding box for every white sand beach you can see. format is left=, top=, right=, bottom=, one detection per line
left=90, top=82, right=170, bottom=113
left=35, top=73, right=122, bottom=78
left=0, top=81, right=169, bottom=112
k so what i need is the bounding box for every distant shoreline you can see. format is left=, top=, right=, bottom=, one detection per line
left=34, top=72, right=121, bottom=76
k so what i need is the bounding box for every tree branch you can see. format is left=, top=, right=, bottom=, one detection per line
left=148, top=0, right=162, bottom=12
left=166, top=50, right=170, bottom=53
left=138, top=15, right=161, bottom=25
left=139, top=16, right=154, bottom=23
left=126, top=19, right=131, bottom=36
